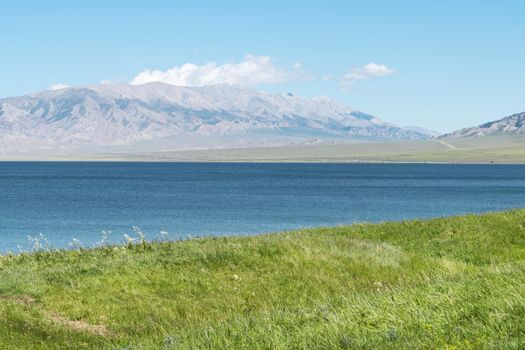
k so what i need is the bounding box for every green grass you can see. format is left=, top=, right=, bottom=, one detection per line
left=4, top=135, right=525, bottom=163
left=1, top=210, right=525, bottom=349
left=141, top=135, right=524, bottom=163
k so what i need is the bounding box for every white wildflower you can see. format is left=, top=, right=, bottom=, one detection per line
left=69, top=237, right=83, bottom=250
left=123, top=234, right=134, bottom=245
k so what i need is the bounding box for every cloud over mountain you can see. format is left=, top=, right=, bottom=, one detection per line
left=48, top=83, right=71, bottom=91
left=131, top=55, right=292, bottom=87
left=340, top=63, right=396, bottom=87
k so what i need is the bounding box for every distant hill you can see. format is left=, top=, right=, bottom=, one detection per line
left=0, top=83, right=429, bottom=154
left=442, top=111, right=525, bottom=138
left=402, top=126, right=440, bottom=137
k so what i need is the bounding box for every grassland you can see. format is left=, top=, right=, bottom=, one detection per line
left=0, top=210, right=524, bottom=349
left=5, top=135, right=525, bottom=163
left=139, top=135, right=525, bottom=163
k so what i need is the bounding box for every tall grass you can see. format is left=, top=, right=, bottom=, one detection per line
left=0, top=210, right=524, bottom=349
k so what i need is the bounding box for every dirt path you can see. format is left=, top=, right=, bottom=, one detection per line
left=435, top=139, right=458, bottom=149
left=0, top=294, right=111, bottom=336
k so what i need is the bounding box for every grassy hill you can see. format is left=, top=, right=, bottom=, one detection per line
left=5, top=135, right=525, bottom=163
left=0, top=210, right=524, bottom=349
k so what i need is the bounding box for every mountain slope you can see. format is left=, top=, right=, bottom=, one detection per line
left=0, top=83, right=429, bottom=153
left=443, top=111, right=525, bottom=138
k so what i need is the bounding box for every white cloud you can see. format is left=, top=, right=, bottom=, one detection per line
left=293, top=62, right=302, bottom=69
left=49, top=83, right=70, bottom=91
left=340, top=63, right=395, bottom=87
left=131, top=54, right=292, bottom=87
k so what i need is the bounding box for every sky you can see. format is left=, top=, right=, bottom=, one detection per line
left=1, top=0, right=524, bottom=132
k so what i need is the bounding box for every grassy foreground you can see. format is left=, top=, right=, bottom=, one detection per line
left=0, top=211, right=524, bottom=349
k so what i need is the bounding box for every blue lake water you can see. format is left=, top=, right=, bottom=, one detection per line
left=1, top=162, right=524, bottom=252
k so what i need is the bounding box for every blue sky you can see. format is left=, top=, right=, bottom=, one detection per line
left=1, top=0, right=524, bottom=132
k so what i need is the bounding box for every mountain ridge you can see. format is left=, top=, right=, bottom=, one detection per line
left=0, top=83, right=430, bottom=154
left=442, top=111, right=525, bottom=138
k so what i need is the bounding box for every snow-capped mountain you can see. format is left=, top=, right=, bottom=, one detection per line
left=442, top=111, right=525, bottom=138
left=0, top=82, right=429, bottom=153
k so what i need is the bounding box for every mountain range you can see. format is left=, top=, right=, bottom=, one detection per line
left=442, top=111, right=525, bottom=138
left=0, top=83, right=430, bottom=154
left=0, top=82, right=522, bottom=155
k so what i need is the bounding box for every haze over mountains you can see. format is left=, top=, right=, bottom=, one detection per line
left=0, top=83, right=430, bottom=154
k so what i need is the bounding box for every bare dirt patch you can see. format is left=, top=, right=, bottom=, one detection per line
left=0, top=294, right=111, bottom=336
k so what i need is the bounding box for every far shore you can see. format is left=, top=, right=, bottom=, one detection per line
left=1, top=135, right=525, bottom=164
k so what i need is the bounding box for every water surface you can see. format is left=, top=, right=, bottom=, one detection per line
left=1, top=162, right=524, bottom=252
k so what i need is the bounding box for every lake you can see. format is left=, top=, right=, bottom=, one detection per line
left=1, top=162, right=524, bottom=253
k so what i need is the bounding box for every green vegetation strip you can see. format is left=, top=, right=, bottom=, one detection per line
left=0, top=210, right=524, bottom=349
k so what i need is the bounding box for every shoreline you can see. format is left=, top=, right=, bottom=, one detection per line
left=4, top=208, right=523, bottom=257
left=1, top=209, right=524, bottom=348
left=0, top=157, right=522, bottom=164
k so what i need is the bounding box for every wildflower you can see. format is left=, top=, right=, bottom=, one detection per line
left=69, top=237, right=83, bottom=250
left=27, top=233, right=52, bottom=252
left=159, top=230, right=169, bottom=242
left=388, top=328, right=398, bottom=341
left=163, top=335, right=178, bottom=349
left=123, top=234, right=134, bottom=245
left=98, top=230, right=111, bottom=247
left=133, top=226, right=146, bottom=244
left=373, top=281, right=384, bottom=291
